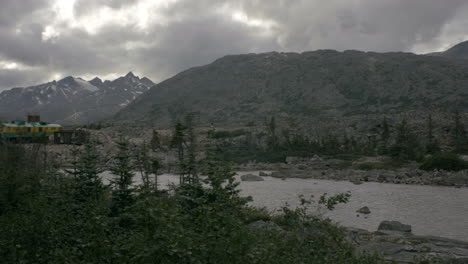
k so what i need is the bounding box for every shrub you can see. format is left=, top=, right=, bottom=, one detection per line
left=420, top=152, right=468, bottom=171
left=355, top=160, right=404, bottom=170
left=209, top=129, right=247, bottom=139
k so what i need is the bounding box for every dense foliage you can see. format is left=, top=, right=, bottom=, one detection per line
left=420, top=153, right=468, bottom=172
left=0, top=142, right=384, bottom=264
left=206, top=114, right=466, bottom=164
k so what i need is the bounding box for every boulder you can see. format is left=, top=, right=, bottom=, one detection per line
left=378, top=221, right=412, bottom=233
left=241, top=174, right=264, bottom=182
left=356, top=206, right=371, bottom=214
left=351, top=178, right=363, bottom=185
left=259, top=171, right=269, bottom=176
left=271, top=170, right=290, bottom=178
left=346, top=227, right=468, bottom=263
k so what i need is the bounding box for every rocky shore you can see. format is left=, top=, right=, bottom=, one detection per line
left=236, top=157, right=468, bottom=187
left=267, top=168, right=468, bottom=187
left=249, top=219, right=468, bottom=263
left=347, top=221, right=468, bottom=263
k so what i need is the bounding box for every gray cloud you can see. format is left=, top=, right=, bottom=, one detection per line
left=1, top=0, right=468, bottom=91
left=0, top=0, right=50, bottom=27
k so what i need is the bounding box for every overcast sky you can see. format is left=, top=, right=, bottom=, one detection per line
left=1, top=0, right=468, bottom=91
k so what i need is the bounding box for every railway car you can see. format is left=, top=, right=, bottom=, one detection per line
left=0, top=116, right=62, bottom=141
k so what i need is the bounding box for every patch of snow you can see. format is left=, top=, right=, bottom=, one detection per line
left=35, top=96, right=43, bottom=105
left=74, top=77, right=99, bottom=92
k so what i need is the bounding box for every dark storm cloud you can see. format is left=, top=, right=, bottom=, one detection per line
left=135, top=15, right=281, bottom=80
left=0, top=0, right=50, bottom=27
left=235, top=0, right=468, bottom=52
left=0, top=68, right=47, bottom=89
left=1, top=0, right=468, bottom=91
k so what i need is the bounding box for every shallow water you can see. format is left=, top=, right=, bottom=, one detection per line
left=100, top=171, right=468, bottom=242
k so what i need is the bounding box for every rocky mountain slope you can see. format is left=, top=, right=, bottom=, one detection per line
left=0, top=72, right=153, bottom=124
left=114, top=50, right=468, bottom=127
left=429, top=40, right=468, bottom=60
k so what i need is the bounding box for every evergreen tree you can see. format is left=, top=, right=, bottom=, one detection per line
left=378, top=117, right=391, bottom=154
left=150, top=157, right=161, bottom=190
left=171, top=121, right=187, bottom=184
left=390, top=119, right=422, bottom=161
left=110, top=140, right=135, bottom=215
left=65, top=146, right=81, bottom=180
left=452, top=111, right=467, bottom=154
left=267, top=116, right=278, bottom=146
left=184, top=114, right=198, bottom=185
left=426, top=114, right=440, bottom=154
left=150, top=129, right=161, bottom=151
left=134, top=142, right=152, bottom=190
left=73, top=144, right=105, bottom=203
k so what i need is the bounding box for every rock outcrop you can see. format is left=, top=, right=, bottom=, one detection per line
left=378, top=221, right=412, bottom=233
left=357, top=206, right=371, bottom=214
left=241, top=174, right=265, bottom=182
left=268, top=167, right=468, bottom=187
left=347, top=222, right=468, bottom=263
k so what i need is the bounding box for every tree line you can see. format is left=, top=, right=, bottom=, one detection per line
left=205, top=112, right=467, bottom=165
left=0, top=119, right=386, bottom=263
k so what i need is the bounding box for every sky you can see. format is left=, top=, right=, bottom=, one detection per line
left=1, top=0, right=468, bottom=91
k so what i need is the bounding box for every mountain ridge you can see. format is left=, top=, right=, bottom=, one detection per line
left=114, top=49, right=468, bottom=127
left=0, top=72, right=154, bottom=124
left=427, top=40, right=468, bottom=60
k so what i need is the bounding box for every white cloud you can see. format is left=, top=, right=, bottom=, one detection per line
left=42, top=25, right=60, bottom=42
left=0, top=60, right=35, bottom=70
left=231, top=10, right=278, bottom=36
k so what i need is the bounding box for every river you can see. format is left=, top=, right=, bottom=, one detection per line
left=100, top=171, right=468, bottom=242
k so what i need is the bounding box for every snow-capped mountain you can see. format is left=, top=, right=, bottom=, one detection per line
left=0, top=72, right=154, bottom=124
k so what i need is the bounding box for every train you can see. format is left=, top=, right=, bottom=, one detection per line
left=0, top=115, right=62, bottom=141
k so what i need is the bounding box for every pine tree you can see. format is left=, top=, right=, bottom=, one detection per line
left=110, top=140, right=135, bottom=215
left=426, top=114, right=440, bottom=154
left=150, top=157, right=161, bottom=190
left=390, top=119, right=422, bottom=161
left=65, top=144, right=104, bottom=205
left=150, top=129, right=161, bottom=151
left=378, top=117, right=391, bottom=154
left=65, top=146, right=81, bottom=180
left=452, top=111, right=467, bottom=154
left=171, top=121, right=187, bottom=184
left=184, top=114, right=198, bottom=185
left=74, top=144, right=105, bottom=203
left=267, top=116, right=278, bottom=146
left=134, top=142, right=152, bottom=190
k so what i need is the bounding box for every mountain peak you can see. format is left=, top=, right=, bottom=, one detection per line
left=140, top=77, right=155, bottom=87
left=89, top=77, right=103, bottom=87
left=126, top=71, right=137, bottom=78
left=58, top=76, right=77, bottom=85
left=59, top=76, right=74, bottom=82
left=430, top=40, right=468, bottom=60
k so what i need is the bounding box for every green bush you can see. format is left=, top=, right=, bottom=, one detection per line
left=0, top=144, right=386, bottom=264
left=420, top=152, right=468, bottom=171
left=355, top=160, right=404, bottom=170
left=209, top=129, right=247, bottom=139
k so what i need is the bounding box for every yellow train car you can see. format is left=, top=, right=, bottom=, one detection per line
left=0, top=118, right=62, bottom=141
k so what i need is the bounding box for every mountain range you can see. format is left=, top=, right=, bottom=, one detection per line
left=114, top=42, right=468, bottom=127
left=2, top=41, right=468, bottom=127
left=0, top=72, right=154, bottom=124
